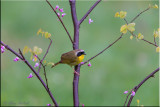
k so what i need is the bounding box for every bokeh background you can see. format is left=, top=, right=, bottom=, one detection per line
left=1, top=0, right=159, bottom=106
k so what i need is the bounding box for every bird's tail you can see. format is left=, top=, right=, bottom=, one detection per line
left=51, top=61, right=61, bottom=68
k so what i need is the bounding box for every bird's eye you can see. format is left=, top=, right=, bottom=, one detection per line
left=77, top=51, right=85, bottom=56
left=77, top=52, right=82, bottom=56
left=81, top=52, right=84, bottom=54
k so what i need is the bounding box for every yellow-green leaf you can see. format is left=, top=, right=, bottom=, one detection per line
left=153, top=28, right=160, bottom=38
left=153, top=30, right=158, bottom=38
left=137, top=33, right=144, bottom=39
left=37, top=28, right=42, bottom=35
left=130, top=35, right=133, bottom=40
left=44, top=60, right=47, bottom=64
left=153, top=4, right=158, bottom=8
left=115, top=12, right=120, bottom=17
left=156, top=47, right=160, bottom=52
left=30, top=53, right=33, bottom=60
left=120, top=24, right=128, bottom=34
left=23, top=46, right=29, bottom=55
left=149, top=4, right=158, bottom=9
left=29, top=48, right=32, bottom=52
left=127, top=23, right=135, bottom=32
left=33, top=57, right=37, bottom=62
left=47, top=62, right=54, bottom=66
left=119, top=11, right=127, bottom=19
left=33, top=46, right=42, bottom=55
left=45, top=32, right=51, bottom=38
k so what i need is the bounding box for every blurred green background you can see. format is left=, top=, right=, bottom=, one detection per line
left=1, top=0, right=159, bottom=106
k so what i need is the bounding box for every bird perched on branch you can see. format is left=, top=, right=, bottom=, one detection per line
left=51, top=49, right=86, bottom=75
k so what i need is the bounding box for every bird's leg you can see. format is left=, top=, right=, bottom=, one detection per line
left=71, top=67, right=80, bottom=76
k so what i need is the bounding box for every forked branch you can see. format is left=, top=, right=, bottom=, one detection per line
left=82, top=6, right=151, bottom=65
left=38, top=38, right=52, bottom=73
left=127, top=67, right=159, bottom=106
left=1, top=41, right=58, bottom=107
left=46, top=0, right=74, bottom=44
left=79, top=0, right=101, bottom=25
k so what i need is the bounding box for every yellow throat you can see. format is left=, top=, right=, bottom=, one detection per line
left=77, top=55, right=85, bottom=64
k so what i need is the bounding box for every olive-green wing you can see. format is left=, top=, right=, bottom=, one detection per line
left=61, top=51, right=77, bottom=64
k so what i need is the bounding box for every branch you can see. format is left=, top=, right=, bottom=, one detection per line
left=79, top=0, right=101, bottom=25
left=1, top=41, right=23, bottom=60
left=69, top=0, right=79, bottom=49
left=46, top=0, right=74, bottom=44
left=83, top=33, right=123, bottom=64
left=154, top=36, right=157, bottom=46
left=69, top=0, right=81, bottom=106
left=124, top=18, right=128, bottom=24
left=130, top=7, right=150, bottom=23
left=1, top=41, right=58, bottom=107
left=127, top=67, right=160, bottom=106
left=129, top=31, right=158, bottom=47
left=123, top=18, right=158, bottom=48
left=124, top=90, right=132, bottom=106
left=83, top=7, right=153, bottom=65
left=38, top=38, right=52, bottom=73
left=36, top=55, right=49, bottom=89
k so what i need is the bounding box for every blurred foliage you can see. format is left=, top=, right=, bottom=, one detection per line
left=1, top=0, right=159, bottom=106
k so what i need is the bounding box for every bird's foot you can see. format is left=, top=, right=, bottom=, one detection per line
left=73, top=71, right=80, bottom=76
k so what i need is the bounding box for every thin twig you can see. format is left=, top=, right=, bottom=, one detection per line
left=46, top=0, right=74, bottom=44
left=43, top=65, right=49, bottom=90
left=19, top=49, right=25, bottom=60
left=81, top=6, right=151, bottom=65
left=82, top=33, right=123, bottom=64
left=124, top=89, right=132, bottom=106
left=124, top=17, right=158, bottom=47
left=1, top=41, right=58, bottom=106
left=141, top=38, right=158, bottom=47
left=124, top=18, right=128, bottom=24
left=36, top=55, right=49, bottom=89
left=127, top=67, right=159, bottom=106
left=154, top=36, right=157, bottom=46
left=129, top=31, right=158, bottom=47
left=79, top=0, right=101, bottom=25
left=130, top=7, right=150, bottom=23
left=38, top=38, right=52, bottom=73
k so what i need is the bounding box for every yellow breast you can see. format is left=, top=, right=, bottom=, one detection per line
left=77, top=55, right=84, bottom=64
left=66, top=55, right=85, bottom=66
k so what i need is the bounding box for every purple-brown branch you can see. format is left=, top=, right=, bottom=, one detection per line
left=127, top=67, right=159, bottom=106
left=123, top=17, right=158, bottom=48
left=121, top=8, right=159, bottom=107
left=82, top=6, right=151, bottom=65
left=123, top=18, right=158, bottom=48
left=83, top=33, right=123, bottom=64
left=36, top=55, right=49, bottom=89
left=79, top=0, right=101, bottom=25
left=46, top=0, right=101, bottom=106
left=124, top=90, right=132, bottom=106
left=45, top=0, right=156, bottom=106
left=154, top=36, right=157, bottom=46
left=130, top=7, right=150, bottom=23
left=70, top=0, right=79, bottom=50
left=1, top=41, right=58, bottom=107
left=69, top=0, right=80, bottom=106
left=46, top=0, right=74, bottom=44
left=38, top=38, right=52, bottom=73
left=69, top=0, right=102, bottom=106
left=129, top=31, right=158, bottom=47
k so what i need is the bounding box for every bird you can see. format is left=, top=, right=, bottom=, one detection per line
left=51, top=49, right=86, bottom=75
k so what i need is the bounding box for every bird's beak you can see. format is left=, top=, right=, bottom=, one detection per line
left=83, top=52, right=86, bottom=55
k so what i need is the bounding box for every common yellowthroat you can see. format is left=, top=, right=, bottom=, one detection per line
left=51, top=49, right=86, bottom=74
